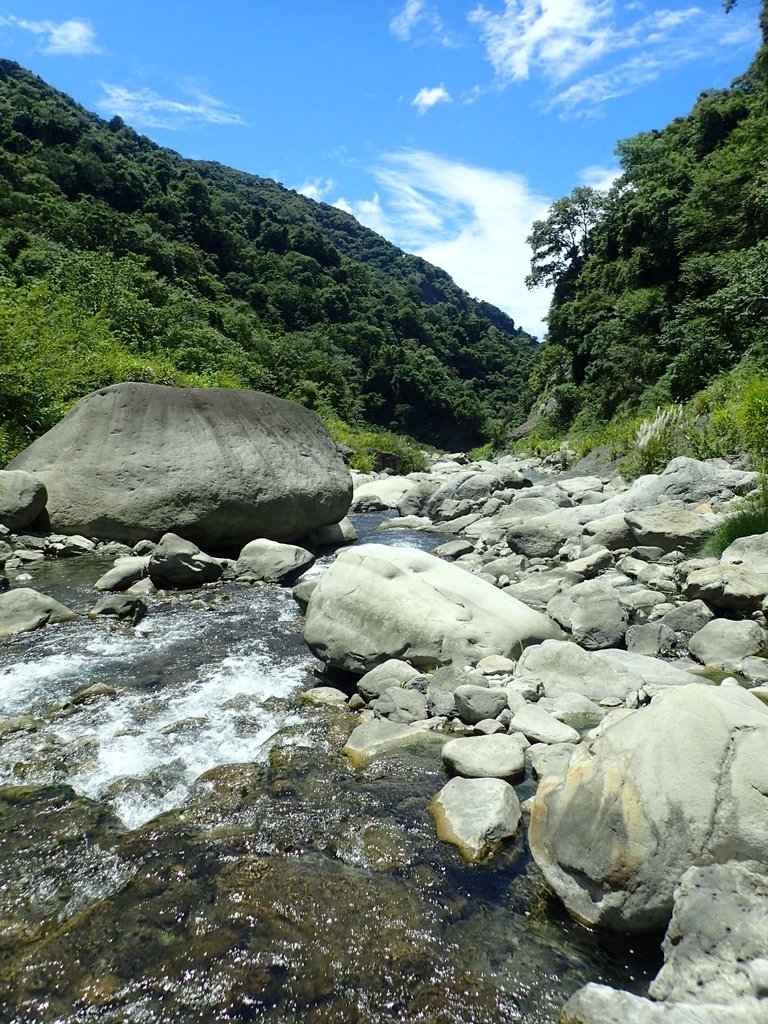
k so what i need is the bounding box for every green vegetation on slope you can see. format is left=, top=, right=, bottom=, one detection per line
left=523, top=3, right=768, bottom=442
left=0, top=59, right=537, bottom=461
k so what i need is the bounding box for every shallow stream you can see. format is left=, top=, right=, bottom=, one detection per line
left=0, top=515, right=660, bottom=1023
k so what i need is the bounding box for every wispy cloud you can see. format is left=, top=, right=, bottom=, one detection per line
left=335, top=150, right=552, bottom=338
left=578, top=163, right=621, bottom=190
left=389, top=0, right=456, bottom=45
left=412, top=84, right=452, bottom=114
left=96, top=83, right=246, bottom=130
left=0, top=15, right=102, bottom=55
left=297, top=177, right=337, bottom=201
left=469, top=0, right=760, bottom=115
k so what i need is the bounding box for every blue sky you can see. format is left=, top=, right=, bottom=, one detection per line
left=0, top=1, right=762, bottom=338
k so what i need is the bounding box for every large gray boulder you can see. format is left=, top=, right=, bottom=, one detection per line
left=0, top=587, right=77, bottom=639
left=650, top=861, right=768, bottom=1006
left=529, top=685, right=768, bottom=932
left=722, top=533, right=768, bottom=575
left=303, top=544, right=562, bottom=674
left=560, top=983, right=766, bottom=1022
left=0, top=470, right=47, bottom=530
left=688, top=619, right=766, bottom=668
left=8, top=383, right=352, bottom=546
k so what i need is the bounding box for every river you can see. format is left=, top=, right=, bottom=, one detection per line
left=0, top=515, right=660, bottom=1023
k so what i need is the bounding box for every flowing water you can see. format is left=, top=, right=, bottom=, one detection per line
left=0, top=516, right=661, bottom=1023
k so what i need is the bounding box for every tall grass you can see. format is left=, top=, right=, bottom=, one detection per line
left=699, top=477, right=768, bottom=558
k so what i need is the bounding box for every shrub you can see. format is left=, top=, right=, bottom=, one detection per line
left=700, top=477, right=768, bottom=557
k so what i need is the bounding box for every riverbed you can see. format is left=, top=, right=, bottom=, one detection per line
left=0, top=515, right=660, bottom=1023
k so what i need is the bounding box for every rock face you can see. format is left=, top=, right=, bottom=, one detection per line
left=8, top=382, right=352, bottom=546
left=0, top=470, right=47, bottom=530
left=303, top=544, right=562, bottom=673
left=529, top=685, right=768, bottom=932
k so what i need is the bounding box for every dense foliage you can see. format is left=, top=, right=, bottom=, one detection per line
left=525, top=5, right=768, bottom=437
left=0, top=59, right=537, bottom=460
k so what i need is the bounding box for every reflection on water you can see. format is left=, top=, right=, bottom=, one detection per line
left=0, top=515, right=660, bottom=1022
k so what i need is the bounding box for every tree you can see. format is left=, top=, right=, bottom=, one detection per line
left=526, top=186, right=608, bottom=290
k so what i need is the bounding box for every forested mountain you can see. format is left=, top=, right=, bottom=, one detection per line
left=525, top=3, right=768, bottom=436
left=0, top=59, right=537, bottom=460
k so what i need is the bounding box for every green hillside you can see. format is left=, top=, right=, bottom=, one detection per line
left=0, top=59, right=537, bottom=461
left=524, top=3, right=768, bottom=441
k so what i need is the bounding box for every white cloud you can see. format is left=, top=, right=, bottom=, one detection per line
left=390, top=0, right=428, bottom=39
left=96, top=83, right=246, bottom=130
left=333, top=197, right=354, bottom=214
left=469, top=0, right=758, bottom=115
left=0, top=15, right=102, bottom=55
left=341, top=150, right=553, bottom=338
left=411, top=84, right=452, bottom=114
left=389, top=0, right=456, bottom=45
left=578, top=163, right=621, bottom=190
left=297, top=177, right=336, bottom=201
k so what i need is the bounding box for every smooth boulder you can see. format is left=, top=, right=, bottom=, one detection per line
left=8, top=382, right=352, bottom=546
left=148, top=533, right=222, bottom=589
left=529, top=685, right=768, bottom=932
left=0, top=588, right=77, bottom=639
left=235, top=539, right=314, bottom=584
left=303, top=544, right=562, bottom=674
left=429, top=777, right=521, bottom=860
left=0, top=470, right=47, bottom=530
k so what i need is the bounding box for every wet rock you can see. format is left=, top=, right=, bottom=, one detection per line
left=441, top=734, right=526, bottom=780
left=0, top=470, right=47, bottom=531
left=342, top=717, right=443, bottom=768
left=235, top=538, right=315, bottom=584
left=688, top=619, right=766, bottom=668
left=89, top=594, right=147, bottom=625
left=71, top=682, right=118, bottom=704
left=94, top=555, right=151, bottom=592
left=529, top=684, right=768, bottom=932
left=0, top=587, right=77, bottom=639
left=650, top=860, right=768, bottom=1005
left=7, top=382, right=352, bottom=546
left=303, top=543, right=562, bottom=674
left=300, top=686, right=349, bottom=707
left=429, top=776, right=521, bottom=860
